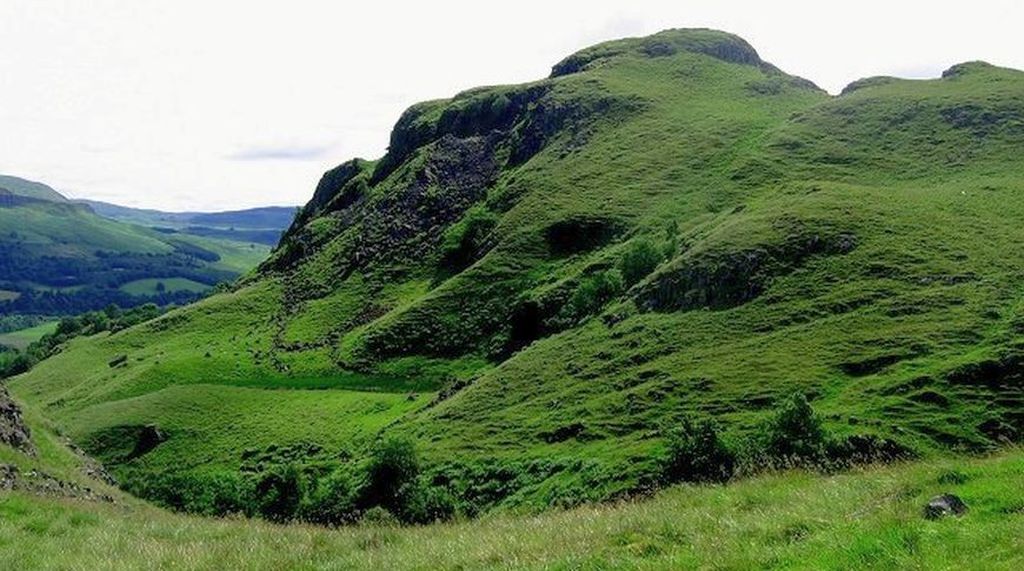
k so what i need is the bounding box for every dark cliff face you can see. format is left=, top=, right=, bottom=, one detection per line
left=266, top=56, right=651, bottom=275
left=0, top=386, right=35, bottom=456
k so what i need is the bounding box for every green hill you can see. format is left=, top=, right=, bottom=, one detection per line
left=9, top=28, right=1024, bottom=527
left=0, top=174, right=68, bottom=203
left=79, top=200, right=297, bottom=246
left=0, top=178, right=272, bottom=318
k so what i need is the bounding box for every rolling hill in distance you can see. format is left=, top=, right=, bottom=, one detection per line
left=78, top=199, right=297, bottom=246
left=3, top=28, right=1024, bottom=569
left=0, top=175, right=68, bottom=203
left=0, top=174, right=291, bottom=329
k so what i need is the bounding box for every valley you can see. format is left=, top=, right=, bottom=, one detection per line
left=0, top=175, right=294, bottom=345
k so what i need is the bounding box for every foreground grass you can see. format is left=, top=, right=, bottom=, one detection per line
left=0, top=451, right=1021, bottom=570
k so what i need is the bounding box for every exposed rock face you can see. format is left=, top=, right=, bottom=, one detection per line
left=0, top=463, right=115, bottom=502
left=288, top=159, right=368, bottom=233
left=0, top=385, right=35, bottom=456
left=924, top=493, right=968, bottom=519
left=636, top=232, right=857, bottom=313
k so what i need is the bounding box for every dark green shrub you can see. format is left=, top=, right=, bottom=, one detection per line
left=184, top=472, right=252, bottom=516
left=760, top=392, right=827, bottom=462
left=360, top=506, right=399, bottom=527
left=395, top=481, right=457, bottom=524
left=128, top=471, right=252, bottom=517
left=439, top=206, right=497, bottom=272
left=55, top=316, right=81, bottom=336
left=299, top=467, right=358, bottom=525
left=568, top=270, right=623, bottom=318
left=253, top=463, right=306, bottom=522
left=619, top=238, right=662, bottom=286
left=0, top=350, right=31, bottom=378
left=362, top=437, right=420, bottom=513
left=662, top=417, right=735, bottom=483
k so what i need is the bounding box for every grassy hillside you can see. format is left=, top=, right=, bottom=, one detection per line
left=0, top=174, right=68, bottom=203
left=0, top=180, right=271, bottom=316
left=1, top=446, right=1022, bottom=569
left=10, top=28, right=1024, bottom=522
left=1, top=381, right=1020, bottom=569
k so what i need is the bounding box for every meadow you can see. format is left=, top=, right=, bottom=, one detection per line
left=0, top=321, right=57, bottom=350
left=0, top=450, right=1021, bottom=570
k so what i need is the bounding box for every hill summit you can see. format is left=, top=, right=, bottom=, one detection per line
left=10, top=29, right=1024, bottom=519
left=0, top=175, right=68, bottom=203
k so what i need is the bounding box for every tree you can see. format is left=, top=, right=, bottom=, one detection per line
left=569, top=270, right=623, bottom=318
left=299, top=468, right=358, bottom=525
left=362, top=437, right=419, bottom=512
left=253, top=463, right=306, bottom=522
left=663, top=417, right=735, bottom=483
left=761, top=392, right=827, bottom=462
left=103, top=303, right=122, bottom=319
left=619, top=238, right=662, bottom=286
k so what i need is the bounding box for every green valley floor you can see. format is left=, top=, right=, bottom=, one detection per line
left=1, top=450, right=1022, bottom=570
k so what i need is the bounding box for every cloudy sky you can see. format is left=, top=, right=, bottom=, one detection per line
left=1, top=0, right=1020, bottom=211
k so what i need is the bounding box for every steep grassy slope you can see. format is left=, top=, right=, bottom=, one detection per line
left=10, top=29, right=1024, bottom=515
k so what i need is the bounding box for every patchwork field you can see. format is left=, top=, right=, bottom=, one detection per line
left=119, top=278, right=212, bottom=296
left=0, top=321, right=57, bottom=350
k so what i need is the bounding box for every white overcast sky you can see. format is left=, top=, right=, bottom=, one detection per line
left=0, top=0, right=1021, bottom=211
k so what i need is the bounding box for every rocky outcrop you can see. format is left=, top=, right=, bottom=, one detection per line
left=377, top=84, right=550, bottom=183
left=924, top=493, right=967, bottom=519
left=839, top=76, right=899, bottom=96
left=941, top=61, right=997, bottom=79
left=636, top=232, right=857, bottom=312
left=0, top=385, right=35, bottom=456
left=0, top=463, right=115, bottom=502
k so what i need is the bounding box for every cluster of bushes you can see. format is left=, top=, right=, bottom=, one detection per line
left=134, top=438, right=456, bottom=526
left=660, top=392, right=908, bottom=485
left=1, top=285, right=202, bottom=316
left=127, top=393, right=905, bottom=528
left=564, top=232, right=675, bottom=322
left=0, top=303, right=166, bottom=378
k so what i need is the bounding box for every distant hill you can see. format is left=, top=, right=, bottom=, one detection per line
left=78, top=200, right=297, bottom=245
left=0, top=175, right=68, bottom=203
left=0, top=176, right=275, bottom=318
